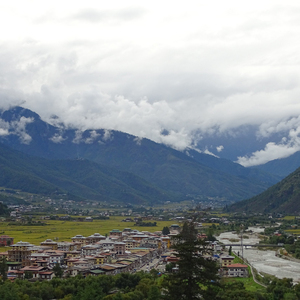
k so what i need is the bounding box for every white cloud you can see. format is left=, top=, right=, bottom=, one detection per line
left=73, top=130, right=83, bottom=144
left=1, top=1, right=300, bottom=163
left=49, top=133, right=65, bottom=143
left=237, top=127, right=300, bottom=166
left=216, top=145, right=224, bottom=152
left=85, top=130, right=100, bottom=144
left=102, top=129, right=113, bottom=142
left=204, top=149, right=219, bottom=158
left=0, top=128, right=9, bottom=136
left=10, top=117, right=33, bottom=144
left=133, top=136, right=142, bottom=146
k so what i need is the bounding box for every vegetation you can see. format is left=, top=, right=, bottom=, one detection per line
left=162, top=222, right=219, bottom=300
left=0, top=106, right=277, bottom=206
left=134, top=221, right=157, bottom=227
left=162, top=226, right=170, bottom=235
left=230, top=166, right=300, bottom=214
left=0, top=217, right=176, bottom=245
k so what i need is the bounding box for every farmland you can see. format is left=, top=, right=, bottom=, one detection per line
left=0, top=216, right=177, bottom=246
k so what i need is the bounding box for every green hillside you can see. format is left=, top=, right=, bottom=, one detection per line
left=229, top=166, right=300, bottom=214
left=0, top=143, right=176, bottom=204
left=0, top=106, right=278, bottom=203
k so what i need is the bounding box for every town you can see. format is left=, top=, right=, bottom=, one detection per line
left=0, top=223, right=248, bottom=281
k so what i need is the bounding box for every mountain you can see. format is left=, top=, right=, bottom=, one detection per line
left=229, top=166, right=300, bottom=214
left=0, top=143, right=176, bottom=204
left=0, top=106, right=279, bottom=203
left=254, top=151, right=300, bottom=179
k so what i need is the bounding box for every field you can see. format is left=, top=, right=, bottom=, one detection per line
left=0, top=217, right=178, bottom=247
left=222, top=254, right=266, bottom=292
left=283, top=216, right=298, bottom=220
left=285, top=229, right=300, bottom=235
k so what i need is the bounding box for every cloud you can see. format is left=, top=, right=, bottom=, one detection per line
left=216, top=145, right=224, bottom=152
left=1, top=2, right=300, bottom=163
left=10, top=117, right=34, bottom=144
left=49, top=133, right=65, bottom=143
left=0, top=128, right=9, bottom=136
left=85, top=130, right=100, bottom=144
left=70, top=7, right=146, bottom=24
left=0, top=115, right=34, bottom=143
left=133, top=136, right=142, bottom=146
left=102, top=129, right=113, bottom=142
left=72, top=130, right=83, bottom=144
left=203, top=149, right=219, bottom=158
left=237, top=127, right=300, bottom=166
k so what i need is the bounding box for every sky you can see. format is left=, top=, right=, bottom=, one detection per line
left=1, top=1, right=300, bottom=167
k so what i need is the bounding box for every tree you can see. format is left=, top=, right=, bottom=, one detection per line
left=0, top=257, right=8, bottom=281
left=24, top=271, right=33, bottom=279
left=162, top=226, right=170, bottom=235
left=163, top=222, right=219, bottom=300
left=228, top=246, right=232, bottom=256
left=53, top=263, right=63, bottom=278
left=147, top=285, right=161, bottom=300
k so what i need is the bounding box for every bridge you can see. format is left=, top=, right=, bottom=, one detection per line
left=221, top=244, right=283, bottom=247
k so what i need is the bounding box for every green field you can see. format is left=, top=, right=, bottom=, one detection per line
left=225, top=254, right=266, bottom=292
left=285, top=229, right=300, bottom=234
left=0, top=217, right=177, bottom=247
left=283, top=216, right=298, bottom=220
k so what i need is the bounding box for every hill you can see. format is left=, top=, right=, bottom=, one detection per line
left=229, top=166, right=300, bottom=214
left=255, top=151, right=300, bottom=179
left=0, top=106, right=279, bottom=203
left=0, top=143, right=176, bottom=204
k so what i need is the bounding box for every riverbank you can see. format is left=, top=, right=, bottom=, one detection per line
left=218, top=227, right=300, bottom=283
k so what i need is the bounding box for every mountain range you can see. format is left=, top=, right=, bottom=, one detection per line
left=229, top=165, right=300, bottom=214
left=0, top=106, right=281, bottom=205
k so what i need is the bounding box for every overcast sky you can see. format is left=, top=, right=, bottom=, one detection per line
left=1, top=1, right=300, bottom=166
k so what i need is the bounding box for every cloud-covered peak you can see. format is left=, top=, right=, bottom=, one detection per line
left=1, top=1, right=300, bottom=165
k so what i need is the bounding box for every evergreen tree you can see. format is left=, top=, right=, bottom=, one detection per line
left=147, top=285, right=161, bottom=300
left=163, top=222, right=219, bottom=300
left=162, top=226, right=170, bottom=235
left=53, top=262, right=63, bottom=278
left=0, top=257, right=8, bottom=281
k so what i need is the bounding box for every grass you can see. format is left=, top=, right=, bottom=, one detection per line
left=283, top=216, right=297, bottom=220
left=221, top=276, right=265, bottom=292
left=227, top=253, right=266, bottom=292
left=0, top=216, right=176, bottom=246
left=285, top=229, right=300, bottom=234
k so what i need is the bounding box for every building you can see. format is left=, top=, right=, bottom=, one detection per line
left=40, top=239, right=58, bottom=250
left=71, top=235, right=86, bottom=246
left=109, top=229, right=122, bottom=239
left=222, top=263, right=248, bottom=277
left=8, top=241, right=34, bottom=266
left=0, top=235, right=14, bottom=246
left=85, top=233, right=106, bottom=245
left=114, top=242, right=126, bottom=255
left=220, top=255, right=234, bottom=267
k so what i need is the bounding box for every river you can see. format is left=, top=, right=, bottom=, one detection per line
left=218, top=227, right=300, bottom=283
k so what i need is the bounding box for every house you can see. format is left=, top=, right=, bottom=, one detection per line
left=220, top=255, right=234, bottom=267
left=8, top=241, right=35, bottom=266
left=19, top=265, right=48, bottom=279
left=222, top=263, right=248, bottom=277
left=114, top=242, right=126, bottom=255
left=85, top=233, right=106, bottom=245
left=88, top=269, right=105, bottom=276
left=39, top=271, right=55, bottom=280
left=0, top=235, right=14, bottom=246
left=71, top=235, right=86, bottom=246
left=109, top=229, right=122, bottom=239
left=40, top=239, right=58, bottom=250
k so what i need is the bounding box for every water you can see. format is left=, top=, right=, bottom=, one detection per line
left=218, top=227, right=300, bottom=282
